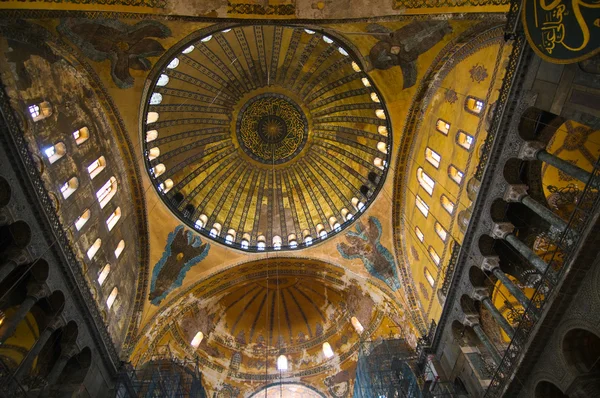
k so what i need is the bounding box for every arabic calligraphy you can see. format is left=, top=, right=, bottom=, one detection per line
left=525, top=0, right=600, bottom=62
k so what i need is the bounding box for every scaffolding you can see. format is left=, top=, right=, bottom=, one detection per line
left=114, top=346, right=207, bottom=398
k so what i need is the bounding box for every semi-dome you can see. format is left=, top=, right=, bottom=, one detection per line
left=142, top=24, right=392, bottom=251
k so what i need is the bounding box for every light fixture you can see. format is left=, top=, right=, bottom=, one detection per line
left=191, top=331, right=204, bottom=348
left=277, top=354, right=288, bottom=371
left=322, top=342, right=334, bottom=358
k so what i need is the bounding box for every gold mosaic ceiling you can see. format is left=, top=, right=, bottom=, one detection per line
left=142, top=24, right=392, bottom=252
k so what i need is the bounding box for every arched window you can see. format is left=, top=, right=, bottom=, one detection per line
left=417, top=168, right=435, bottom=195
left=288, top=233, right=298, bottom=249
left=182, top=45, right=195, bottom=54
left=341, top=208, right=353, bottom=221
left=106, top=287, right=118, bottom=309
left=195, top=214, right=208, bottom=229
left=148, top=147, right=160, bottom=161
left=106, top=207, right=122, bottom=231
left=441, top=195, right=455, bottom=215
left=190, top=331, right=204, bottom=348
left=425, top=147, right=441, bottom=168
left=351, top=316, right=364, bottom=334
left=416, top=195, right=429, bottom=217
left=156, top=74, right=169, bottom=86
left=272, top=235, right=282, bottom=250
left=98, top=264, right=110, bottom=286
left=209, top=223, right=222, bottom=238
left=436, top=119, right=450, bottom=135
left=352, top=197, right=365, bottom=211
left=375, top=109, right=386, bottom=119
left=97, top=177, right=118, bottom=208
left=44, top=142, right=66, bottom=164
left=351, top=61, right=361, bottom=72
left=146, top=129, right=158, bottom=142
left=428, top=246, right=441, bottom=266
left=415, top=226, right=424, bottom=242
left=151, top=163, right=166, bottom=178
left=465, top=96, right=485, bottom=115
left=425, top=268, right=435, bottom=287
left=456, top=131, right=474, bottom=151
left=322, top=35, right=333, bottom=44
left=361, top=77, right=371, bottom=87
left=378, top=125, right=388, bottom=136
left=87, top=238, right=101, bottom=260
left=277, top=355, right=288, bottom=371
left=201, top=35, right=213, bottom=43
left=73, top=127, right=89, bottom=145
left=448, top=165, right=464, bottom=185
left=377, top=142, right=387, bottom=154
left=75, top=209, right=91, bottom=231
left=146, top=112, right=159, bottom=124
left=60, top=177, right=79, bottom=199
left=28, top=101, right=52, bottom=122
left=87, top=156, right=106, bottom=179
left=374, top=157, right=385, bottom=170
left=241, top=233, right=251, bottom=249
left=225, top=229, right=236, bottom=244
left=167, top=58, right=179, bottom=69
left=435, top=222, right=448, bottom=242
left=150, top=93, right=163, bottom=105
left=158, top=179, right=173, bottom=193
left=257, top=241, right=266, bottom=250
left=316, top=224, right=327, bottom=239
left=329, top=216, right=341, bottom=232
left=303, top=230, right=313, bottom=246
left=114, top=240, right=125, bottom=259
left=370, top=92, right=380, bottom=103
left=322, top=342, right=334, bottom=358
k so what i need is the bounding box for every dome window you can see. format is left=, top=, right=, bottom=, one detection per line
left=195, top=215, right=208, bottom=229
left=323, top=35, right=333, bottom=44
left=146, top=112, right=159, bottom=124
left=148, top=147, right=160, bottom=161
left=351, top=316, right=364, bottom=334
left=156, top=74, right=169, bottom=87
left=436, top=119, right=450, bottom=135
left=375, top=109, right=386, bottom=119
left=277, top=355, right=288, bottom=371
left=146, top=129, right=158, bottom=142
left=435, top=222, right=448, bottom=242
left=351, top=197, right=365, bottom=211
left=341, top=208, right=353, bottom=221
left=114, top=240, right=125, bottom=259
left=273, top=235, right=282, bottom=250
left=304, top=236, right=313, bottom=246
left=351, top=61, right=361, bottom=72
left=221, top=28, right=232, bottom=33
left=416, top=195, right=429, bottom=218
left=257, top=235, right=266, bottom=250
left=200, top=35, right=213, bottom=43
left=441, top=195, right=455, bottom=215
left=87, top=238, right=101, bottom=260
left=361, top=78, right=371, bottom=87
left=87, top=156, right=106, bottom=179
left=338, top=47, right=348, bottom=56
left=151, top=163, right=166, bottom=178
left=167, top=58, right=179, bottom=69
left=74, top=209, right=91, bottom=231
left=304, top=29, right=315, bottom=34
left=97, top=177, right=118, bottom=208
left=182, top=45, right=195, bottom=54
left=288, top=234, right=298, bottom=249
left=106, top=287, right=118, bottom=309
left=370, top=92, right=380, bottom=103
left=98, top=264, right=110, bottom=286
left=225, top=229, right=236, bottom=244
left=209, top=223, right=221, bottom=238
left=106, top=207, right=122, bottom=231
left=158, top=179, right=173, bottom=193
left=322, top=342, right=334, bottom=358
left=377, top=142, right=387, bottom=154
left=425, top=147, right=441, bottom=169
left=60, top=177, right=79, bottom=199
left=240, top=239, right=249, bottom=249
left=150, top=93, right=163, bottom=105
left=191, top=331, right=204, bottom=348
left=415, top=226, right=424, bottom=242
left=417, top=168, right=435, bottom=196
left=374, top=157, right=385, bottom=170
left=378, top=125, right=388, bottom=136
left=28, top=101, right=52, bottom=122
left=44, top=142, right=66, bottom=164
left=73, top=127, right=90, bottom=146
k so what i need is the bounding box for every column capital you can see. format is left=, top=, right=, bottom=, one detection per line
left=491, top=222, right=515, bottom=239
left=504, top=184, right=529, bottom=202
left=26, top=282, right=49, bottom=302
left=470, top=287, right=490, bottom=302
left=46, top=316, right=64, bottom=332
left=461, top=314, right=480, bottom=328
left=59, top=343, right=80, bottom=360
left=480, top=256, right=501, bottom=272
left=519, top=141, right=545, bottom=160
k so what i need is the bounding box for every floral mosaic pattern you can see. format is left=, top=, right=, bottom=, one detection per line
left=58, top=19, right=171, bottom=89
left=469, top=63, right=489, bottom=83
left=445, top=88, right=458, bottom=104
left=337, top=216, right=401, bottom=291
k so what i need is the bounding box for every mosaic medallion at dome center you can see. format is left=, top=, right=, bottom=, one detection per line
left=237, top=94, right=308, bottom=164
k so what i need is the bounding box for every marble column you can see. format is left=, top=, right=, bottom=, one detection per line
left=479, top=256, right=532, bottom=309
left=14, top=316, right=63, bottom=380
left=0, top=283, right=48, bottom=343
left=492, top=223, right=549, bottom=274
left=0, top=259, right=17, bottom=285
left=41, top=344, right=79, bottom=396
left=519, top=141, right=598, bottom=188
left=504, top=185, right=568, bottom=233
left=463, top=316, right=502, bottom=365
left=472, top=288, right=515, bottom=338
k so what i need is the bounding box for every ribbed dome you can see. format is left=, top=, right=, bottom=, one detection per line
left=142, top=24, right=391, bottom=251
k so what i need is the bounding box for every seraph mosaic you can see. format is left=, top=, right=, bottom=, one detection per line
left=149, top=225, right=210, bottom=305
left=57, top=19, right=171, bottom=89
left=337, top=216, right=401, bottom=291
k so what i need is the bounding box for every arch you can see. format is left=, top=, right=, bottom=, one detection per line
left=562, top=328, right=600, bottom=374
left=87, top=156, right=106, bottom=179
left=534, top=381, right=568, bottom=398
left=0, top=177, right=11, bottom=208
left=249, top=382, right=326, bottom=398
left=0, top=220, right=32, bottom=252
left=56, top=347, right=92, bottom=386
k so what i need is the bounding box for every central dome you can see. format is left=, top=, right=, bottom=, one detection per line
left=142, top=24, right=392, bottom=251
left=237, top=93, right=308, bottom=164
